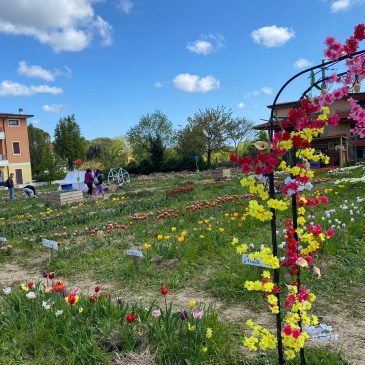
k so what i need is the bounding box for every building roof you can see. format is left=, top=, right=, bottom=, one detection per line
left=0, top=113, right=34, bottom=118
left=267, top=92, right=365, bottom=109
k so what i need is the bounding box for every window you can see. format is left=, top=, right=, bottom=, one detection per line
left=12, top=142, right=20, bottom=155
left=8, top=119, right=19, bottom=126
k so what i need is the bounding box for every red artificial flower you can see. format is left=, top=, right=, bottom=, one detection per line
left=283, top=325, right=293, bottom=336
left=126, top=313, right=137, bottom=323
left=49, top=272, right=55, bottom=280
left=161, top=286, right=168, bottom=296
left=273, top=285, right=281, bottom=294
left=290, top=267, right=299, bottom=276
left=94, top=286, right=100, bottom=293
left=326, top=227, right=335, bottom=238
left=306, top=256, right=314, bottom=265
left=292, top=329, right=301, bottom=339
left=230, top=154, right=239, bottom=163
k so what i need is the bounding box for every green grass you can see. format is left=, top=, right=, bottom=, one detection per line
left=0, top=168, right=363, bottom=364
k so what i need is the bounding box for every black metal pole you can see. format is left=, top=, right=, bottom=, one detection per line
left=290, top=148, right=306, bottom=365
left=268, top=171, right=285, bottom=365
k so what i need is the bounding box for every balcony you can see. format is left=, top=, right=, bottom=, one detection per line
left=0, top=154, right=8, bottom=166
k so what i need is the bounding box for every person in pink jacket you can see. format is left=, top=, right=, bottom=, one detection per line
left=84, top=168, right=94, bottom=196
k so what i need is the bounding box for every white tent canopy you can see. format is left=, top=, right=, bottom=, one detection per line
left=58, top=170, right=88, bottom=192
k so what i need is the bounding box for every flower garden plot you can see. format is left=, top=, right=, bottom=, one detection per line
left=0, top=171, right=364, bottom=364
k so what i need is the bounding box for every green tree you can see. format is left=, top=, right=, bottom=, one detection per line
left=127, top=110, right=174, bottom=162
left=28, top=124, right=52, bottom=179
left=38, top=154, right=66, bottom=184
left=54, top=115, right=86, bottom=170
left=226, top=117, right=255, bottom=155
left=187, top=106, right=234, bottom=167
left=148, top=134, right=164, bottom=171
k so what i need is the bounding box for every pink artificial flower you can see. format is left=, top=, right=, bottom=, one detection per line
left=320, top=196, right=329, bottom=204
left=325, top=36, right=336, bottom=46
left=327, top=114, right=340, bottom=126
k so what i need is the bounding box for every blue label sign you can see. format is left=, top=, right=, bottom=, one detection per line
left=242, top=254, right=272, bottom=268
left=127, top=249, right=143, bottom=257
left=42, top=239, right=58, bottom=250
left=194, top=155, right=200, bottom=161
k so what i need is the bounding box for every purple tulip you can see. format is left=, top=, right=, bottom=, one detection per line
left=180, top=310, right=188, bottom=320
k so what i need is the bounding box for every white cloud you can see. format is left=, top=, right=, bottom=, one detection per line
left=42, top=104, right=63, bottom=113
left=0, top=0, right=112, bottom=52
left=118, top=0, right=133, bottom=14
left=31, top=119, right=41, bottom=125
left=251, top=25, right=295, bottom=47
left=261, top=86, right=273, bottom=95
left=293, top=58, right=313, bottom=69
left=331, top=0, right=353, bottom=11
left=173, top=73, right=220, bottom=93
left=246, top=86, right=273, bottom=98
left=18, top=61, right=56, bottom=81
left=0, top=80, right=63, bottom=97
left=237, top=102, right=245, bottom=109
left=154, top=81, right=163, bottom=88
left=187, top=34, right=225, bottom=55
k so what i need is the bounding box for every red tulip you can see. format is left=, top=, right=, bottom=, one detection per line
left=27, top=281, right=34, bottom=289
left=94, top=286, right=100, bottom=293
left=126, top=313, right=136, bottom=323
left=49, top=272, right=55, bottom=279
left=161, top=286, right=168, bottom=296
left=68, top=294, right=77, bottom=305
left=89, top=295, right=97, bottom=303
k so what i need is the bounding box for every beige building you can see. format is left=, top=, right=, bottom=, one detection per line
left=255, top=92, right=365, bottom=166
left=0, top=110, right=33, bottom=185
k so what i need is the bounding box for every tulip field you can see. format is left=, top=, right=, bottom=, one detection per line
left=0, top=166, right=364, bottom=365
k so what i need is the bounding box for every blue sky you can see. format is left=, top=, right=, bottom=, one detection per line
left=0, top=0, right=364, bottom=140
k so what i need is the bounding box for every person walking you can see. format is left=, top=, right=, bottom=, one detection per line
left=94, top=169, right=106, bottom=200
left=84, top=168, right=94, bottom=196
left=5, top=173, right=15, bottom=200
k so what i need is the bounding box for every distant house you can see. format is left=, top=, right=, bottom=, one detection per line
left=0, top=110, right=33, bottom=185
left=254, top=92, right=365, bottom=166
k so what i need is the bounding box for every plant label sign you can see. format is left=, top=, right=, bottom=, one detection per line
left=127, top=249, right=143, bottom=272
left=312, top=333, right=339, bottom=342
left=242, top=254, right=272, bottom=269
left=0, top=237, right=7, bottom=246
left=42, top=239, right=58, bottom=250
left=127, top=249, right=143, bottom=257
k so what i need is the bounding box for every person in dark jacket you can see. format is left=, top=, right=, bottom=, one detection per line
left=23, top=185, right=36, bottom=197
left=5, top=173, right=14, bottom=200
left=94, top=169, right=106, bottom=200
left=84, top=168, right=94, bottom=195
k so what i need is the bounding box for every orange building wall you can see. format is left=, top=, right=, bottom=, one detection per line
left=1, top=118, right=31, bottom=164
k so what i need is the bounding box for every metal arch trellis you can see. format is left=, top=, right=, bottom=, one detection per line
left=266, top=49, right=365, bottom=365
left=107, top=167, right=130, bottom=186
